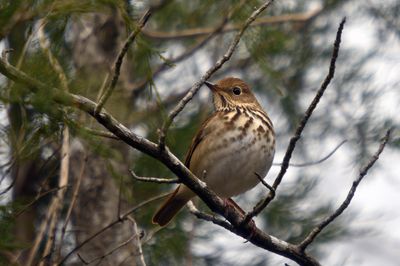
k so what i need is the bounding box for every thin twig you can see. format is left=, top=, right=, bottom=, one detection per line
left=158, top=0, right=274, bottom=149
left=81, top=126, right=120, bottom=140
left=130, top=169, right=180, bottom=184
left=117, top=175, right=124, bottom=219
left=242, top=17, right=346, bottom=224
left=254, top=172, right=275, bottom=194
left=272, top=140, right=347, bottom=167
left=298, top=129, right=391, bottom=251
left=187, top=201, right=234, bottom=232
left=95, top=10, right=152, bottom=113
left=79, top=233, right=136, bottom=265
left=13, top=185, right=70, bottom=218
left=59, top=192, right=169, bottom=264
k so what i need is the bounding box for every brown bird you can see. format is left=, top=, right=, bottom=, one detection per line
left=152, top=77, right=275, bottom=226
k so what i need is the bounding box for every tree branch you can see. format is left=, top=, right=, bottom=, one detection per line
left=157, top=0, right=274, bottom=149
left=298, top=129, right=391, bottom=251
left=187, top=201, right=234, bottom=232
left=273, top=140, right=347, bottom=167
left=95, top=10, right=151, bottom=113
left=242, top=17, right=347, bottom=224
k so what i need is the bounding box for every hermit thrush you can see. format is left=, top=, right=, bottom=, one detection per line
left=153, top=77, right=275, bottom=226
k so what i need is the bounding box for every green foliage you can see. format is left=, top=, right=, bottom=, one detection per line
left=0, top=202, right=24, bottom=263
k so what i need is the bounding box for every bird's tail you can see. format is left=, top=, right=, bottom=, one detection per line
left=152, top=186, right=189, bottom=226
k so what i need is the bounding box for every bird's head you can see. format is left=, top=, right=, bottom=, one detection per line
left=205, top=77, right=261, bottom=110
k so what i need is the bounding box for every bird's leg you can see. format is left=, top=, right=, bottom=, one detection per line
left=223, top=198, right=256, bottom=226
left=224, top=198, right=245, bottom=215
left=223, top=198, right=257, bottom=241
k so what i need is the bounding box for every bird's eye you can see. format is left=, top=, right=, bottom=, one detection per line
left=232, top=86, right=241, bottom=95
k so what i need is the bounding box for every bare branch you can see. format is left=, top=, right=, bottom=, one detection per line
left=158, top=0, right=274, bottom=149
left=13, top=185, right=70, bottom=218
left=59, top=192, right=169, bottom=264
left=78, top=233, right=136, bottom=265
left=95, top=10, right=151, bottom=113
left=298, top=129, right=391, bottom=251
left=272, top=140, right=347, bottom=167
left=187, top=201, right=233, bottom=232
left=130, top=169, right=180, bottom=184
left=254, top=172, right=275, bottom=194
left=243, top=18, right=347, bottom=224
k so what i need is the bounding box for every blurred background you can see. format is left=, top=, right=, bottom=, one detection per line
left=0, top=0, right=399, bottom=265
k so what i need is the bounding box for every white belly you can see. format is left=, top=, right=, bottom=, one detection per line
left=192, top=112, right=275, bottom=198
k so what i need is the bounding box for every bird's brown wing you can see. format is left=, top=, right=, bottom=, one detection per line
left=184, top=112, right=217, bottom=168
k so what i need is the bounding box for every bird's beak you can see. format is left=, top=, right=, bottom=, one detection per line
left=204, top=81, right=216, bottom=91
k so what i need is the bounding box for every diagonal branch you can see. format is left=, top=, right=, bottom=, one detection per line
left=95, top=10, right=151, bottom=113
left=298, top=129, right=391, bottom=251
left=157, top=0, right=274, bottom=149
left=242, top=17, right=347, bottom=224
